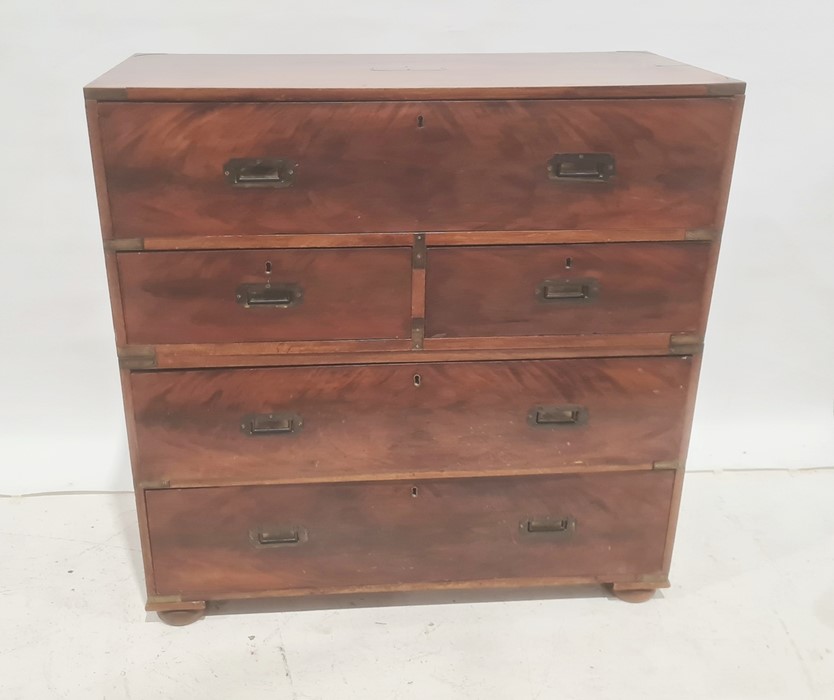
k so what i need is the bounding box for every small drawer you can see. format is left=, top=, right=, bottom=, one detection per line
left=118, top=248, right=412, bottom=344
left=145, top=471, right=674, bottom=597
left=130, top=357, right=692, bottom=486
left=426, top=242, right=710, bottom=338
left=97, top=98, right=737, bottom=237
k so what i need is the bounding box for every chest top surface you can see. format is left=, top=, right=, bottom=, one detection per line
left=84, top=52, right=745, bottom=102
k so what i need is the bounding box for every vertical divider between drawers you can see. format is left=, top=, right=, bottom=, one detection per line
left=411, top=233, right=427, bottom=350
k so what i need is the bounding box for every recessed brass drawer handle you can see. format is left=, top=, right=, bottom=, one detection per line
left=250, top=526, right=307, bottom=548
left=520, top=517, right=576, bottom=538
left=224, top=158, right=295, bottom=188
left=527, top=405, right=588, bottom=428
left=537, top=278, right=599, bottom=302
left=236, top=283, right=303, bottom=308
left=547, top=153, right=615, bottom=182
left=241, top=412, right=303, bottom=436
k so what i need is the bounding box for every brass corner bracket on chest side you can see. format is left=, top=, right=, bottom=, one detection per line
left=412, top=233, right=426, bottom=269
left=652, top=460, right=683, bottom=471
left=118, top=345, right=157, bottom=369
left=669, top=334, right=703, bottom=355
left=411, top=319, right=425, bottom=350
left=684, top=228, right=718, bottom=242
left=104, top=238, right=145, bottom=252
left=145, top=595, right=206, bottom=612
left=411, top=233, right=427, bottom=349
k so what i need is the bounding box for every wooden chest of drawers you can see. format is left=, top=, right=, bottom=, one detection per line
left=85, top=52, right=744, bottom=625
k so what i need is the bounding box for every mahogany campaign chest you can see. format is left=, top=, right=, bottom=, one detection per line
left=85, top=52, right=744, bottom=624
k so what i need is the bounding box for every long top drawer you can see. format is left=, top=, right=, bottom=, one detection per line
left=96, top=98, right=739, bottom=237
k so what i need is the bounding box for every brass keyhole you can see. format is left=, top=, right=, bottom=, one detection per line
left=411, top=486, right=419, bottom=497
left=413, top=373, right=422, bottom=387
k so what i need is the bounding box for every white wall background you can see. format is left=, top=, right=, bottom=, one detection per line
left=1, top=0, right=832, bottom=493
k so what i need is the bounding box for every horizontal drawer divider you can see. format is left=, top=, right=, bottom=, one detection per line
left=118, top=333, right=687, bottom=369
left=138, top=461, right=659, bottom=491
left=106, top=228, right=700, bottom=252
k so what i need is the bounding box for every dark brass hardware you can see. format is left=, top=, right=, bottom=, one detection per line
left=411, top=318, right=425, bottom=350
left=104, top=238, right=145, bottom=252
left=250, top=526, right=307, bottom=548
left=684, top=228, right=717, bottom=241
left=527, top=405, right=588, bottom=428
left=240, top=412, right=302, bottom=436
left=537, top=278, right=599, bottom=302
left=138, top=480, right=171, bottom=490
left=520, top=516, right=576, bottom=539
left=224, top=158, right=295, bottom=188
left=669, top=333, right=703, bottom=355
left=117, top=345, right=157, bottom=369
left=236, top=283, right=302, bottom=308
left=547, top=153, right=615, bottom=182
left=412, top=233, right=427, bottom=269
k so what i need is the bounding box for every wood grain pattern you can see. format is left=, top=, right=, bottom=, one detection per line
left=97, top=99, right=738, bottom=237
left=107, top=229, right=693, bottom=252
left=146, top=471, right=675, bottom=597
left=662, top=353, right=703, bottom=573
left=101, top=251, right=128, bottom=347
left=141, top=332, right=673, bottom=369
left=119, top=369, right=157, bottom=596
left=130, top=357, right=692, bottom=486
left=657, top=97, right=744, bottom=573
left=83, top=53, right=745, bottom=613
left=85, top=100, right=114, bottom=240
left=136, top=232, right=411, bottom=251
left=118, top=248, right=412, bottom=344
left=84, top=52, right=745, bottom=102
left=426, top=242, right=710, bottom=338
left=426, top=229, right=692, bottom=246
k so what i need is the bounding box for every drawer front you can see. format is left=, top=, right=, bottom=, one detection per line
left=118, top=248, right=412, bottom=344
left=146, top=471, right=674, bottom=596
left=131, top=357, right=691, bottom=486
left=426, top=242, right=710, bottom=338
left=98, top=99, right=737, bottom=237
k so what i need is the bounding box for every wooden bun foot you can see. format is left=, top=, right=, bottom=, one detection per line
left=608, top=585, right=657, bottom=603
left=157, top=608, right=206, bottom=626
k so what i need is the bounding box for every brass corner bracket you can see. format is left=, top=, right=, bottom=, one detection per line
left=412, top=233, right=426, bottom=269
left=411, top=318, right=425, bottom=350
left=669, top=334, right=703, bottom=355
left=118, top=345, right=157, bottom=369
left=104, top=238, right=145, bottom=252
left=684, top=228, right=718, bottom=242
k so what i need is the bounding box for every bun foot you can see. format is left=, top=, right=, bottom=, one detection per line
left=608, top=584, right=657, bottom=603
left=157, top=607, right=206, bottom=626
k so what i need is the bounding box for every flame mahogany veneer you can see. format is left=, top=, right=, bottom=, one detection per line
left=85, top=52, right=744, bottom=624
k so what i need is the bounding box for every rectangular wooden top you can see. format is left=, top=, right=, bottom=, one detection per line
left=85, top=52, right=745, bottom=102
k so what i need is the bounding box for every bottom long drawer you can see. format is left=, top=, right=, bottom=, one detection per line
left=146, top=471, right=675, bottom=598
